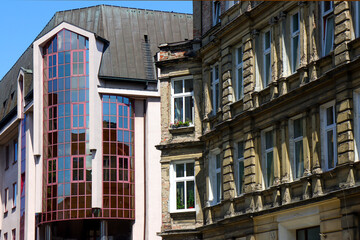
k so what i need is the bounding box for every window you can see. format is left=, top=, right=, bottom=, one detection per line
left=11, top=229, right=15, bottom=240
left=208, top=151, right=222, bottom=205
left=322, top=1, right=334, bottom=56
left=12, top=183, right=17, bottom=209
left=296, top=226, right=320, bottom=240
left=262, top=129, right=274, bottom=188
left=4, top=233, right=7, bottom=240
left=13, top=140, right=18, bottom=164
left=170, top=161, right=195, bottom=212
left=235, top=46, right=244, bottom=100
left=211, top=65, right=220, bottom=114
left=47, top=159, right=57, bottom=184
left=213, top=1, right=221, bottom=26
left=215, top=154, right=221, bottom=203
left=355, top=2, right=360, bottom=38
left=4, top=188, right=8, bottom=213
left=172, top=77, right=194, bottom=124
left=235, top=141, right=245, bottom=195
left=72, top=156, right=85, bottom=181
left=5, top=145, right=9, bottom=170
left=290, top=117, right=304, bottom=179
left=320, top=101, right=337, bottom=170
left=225, top=1, right=239, bottom=11
left=291, top=12, right=300, bottom=73
left=263, top=30, right=271, bottom=87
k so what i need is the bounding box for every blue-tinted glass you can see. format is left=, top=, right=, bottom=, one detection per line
left=65, top=104, right=70, bottom=116
left=53, top=55, right=57, bottom=66
left=58, top=183, right=63, bottom=195
left=118, top=105, right=123, bottom=116
left=58, top=145, right=64, bottom=156
left=65, top=64, right=70, bottom=77
left=86, top=116, right=89, bottom=128
left=53, top=36, right=57, bottom=52
left=58, top=131, right=64, bottom=143
left=72, top=91, right=78, bottom=102
left=71, top=33, right=78, bottom=50
left=65, top=157, right=71, bottom=169
left=65, top=117, right=71, bottom=129
left=53, top=79, right=57, bottom=92
left=118, top=130, right=123, bottom=142
left=124, top=131, right=129, bottom=143
left=53, top=66, right=57, bottom=78
left=79, top=36, right=85, bottom=49
left=58, top=92, right=64, bottom=104
left=79, top=89, right=85, bottom=102
left=124, top=98, right=129, bottom=104
left=65, top=91, right=70, bottom=103
left=79, top=117, right=84, bottom=127
left=103, top=103, right=109, bottom=115
left=65, top=78, right=70, bottom=89
left=86, top=103, right=89, bottom=115
left=65, top=52, right=71, bottom=64
left=58, top=171, right=64, bottom=184
left=79, top=77, right=85, bottom=88
left=79, top=52, right=84, bottom=62
left=73, top=104, right=78, bottom=115
left=65, top=131, right=71, bottom=143
left=110, top=95, right=116, bottom=102
left=118, top=117, right=123, bottom=128
left=58, top=52, right=64, bottom=64
left=48, top=42, right=53, bottom=54
left=130, top=119, right=133, bottom=130
left=48, top=81, right=53, bottom=93
left=73, top=117, right=78, bottom=128
left=71, top=77, right=78, bottom=89
left=49, top=68, right=53, bottom=79
left=124, top=118, right=128, bottom=129
left=86, top=77, right=89, bottom=87
left=49, top=55, right=53, bottom=67
left=65, top=144, right=70, bottom=156
left=103, top=95, right=109, bottom=101
left=58, top=31, right=64, bottom=51
left=58, top=65, right=64, bottom=78
left=86, top=40, right=89, bottom=49
left=110, top=103, right=116, bottom=115
left=124, top=107, right=128, bottom=117
left=59, top=78, right=64, bottom=91
left=79, top=104, right=84, bottom=115
left=58, top=117, right=64, bottom=130
left=65, top=30, right=71, bottom=50
left=58, top=157, right=64, bottom=170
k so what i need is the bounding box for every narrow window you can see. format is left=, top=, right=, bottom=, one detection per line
left=215, top=154, right=222, bottom=203
left=213, top=1, right=221, bottom=26
left=5, top=145, right=9, bottom=170
left=291, top=12, right=300, bottom=73
left=235, top=46, right=244, bottom=100
left=211, top=65, right=220, bottom=114
left=4, top=233, right=8, bottom=240
left=12, top=183, right=17, bottom=209
left=322, top=1, right=334, bottom=56
left=11, top=229, right=15, bottom=240
left=47, top=159, right=57, bottom=184
left=4, top=188, right=8, bottom=213
left=263, top=30, right=271, bottom=87
left=172, top=77, right=194, bottom=124
left=173, top=162, right=195, bottom=211
left=321, top=102, right=337, bottom=170
left=356, top=2, right=360, bottom=38
left=72, top=156, right=85, bottom=181
left=236, top=141, right=245, bottom=195
left=293, top=118, right=304, bottom=179
left=263, top=130, right=274, bottom=188
left=13, top=140, right=18, bottom=164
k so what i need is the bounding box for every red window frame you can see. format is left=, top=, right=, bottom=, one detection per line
left=71, top=103, right=86, bottom=129
left=71, top=156, right=86, bottom=182
left=71, top=50, right=87, bottom=76
left=48, top=106, right=58, bottom=132
left=47, top=159, right=57, bottom=185
left=118, top=156, right=130, bottom=182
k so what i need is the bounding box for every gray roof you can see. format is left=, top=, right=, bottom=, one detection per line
left=0, top=4, right=193, bottom=122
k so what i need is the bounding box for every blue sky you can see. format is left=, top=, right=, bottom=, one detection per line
left=0, top=1, right=193, bottom=80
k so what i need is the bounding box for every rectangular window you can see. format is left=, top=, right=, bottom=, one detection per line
left=12, top=183, right=17, bottom=209
left=4, top=188, right=8, bottom=213
left=4, top=233, right=7, bottom=240
left=291, top=117, right=304, bottom=179
left=235, top=46, right=244, bottom=100
left=47, top=159, right=57, bottom=184
left=13, top=140, right=18, bottom=164
left=172, top=161, right=195, bottom=211
left=11, top=230, right=15, bottom=240
left=263, top=130, right=274, bottom=188
left=213, top=1, right=221, bottom=26
left=172, top=77, right=194, bottom=124
left=322, top=1, right=334, bottom=56
left=263, top=30, right=271, bottom=87
left=321, top=102, right=337, bottom=170
left=211, top=65, right=220, bottom=114
left=236, top=141, right=245, bottom=195
left=291, top=12, right=300, bottom=73
left=215, top=154, right=221, bottom=203
left=5, top=145, right=9, bottom=170
left=72, top=156, right=85, bottom=181
left=296, top=226, right=320, bottom=240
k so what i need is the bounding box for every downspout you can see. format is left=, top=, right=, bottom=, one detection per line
left=143, top=99, right=147, bottom=240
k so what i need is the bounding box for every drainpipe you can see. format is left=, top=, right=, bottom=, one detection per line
left=143, top=99, right=147, bottom=240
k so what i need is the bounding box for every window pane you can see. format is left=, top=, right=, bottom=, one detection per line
left=265, top=131, right=273, bottom=149
left=294, top=118, right=303, bottom=138
left=174, top=98, right=183, bottom=122
left=327, top=130, right=334, bottom=169
left=237, top=47, right=243, bottom=65
left=238, top=141, right=244, bottom=159
left=176, top=182, right=185, bottom=209
left=307, top=226, right=321, bottom=240
left=174, top=80, right=182, bottom=94
left=292, top=13, right=299, bottom=32
left=238, top=160, right=244, bottom=194
left=215, top=66, right=219, bottom=80
left=324, top=16, right=334, bottom=55
left=326, top=106, right=334, bottom=126
left=186, top=162, right=194, bottom=177
left=266, top=151, right=274, bottom=187
left=215, top=82, right=219, bottom=111
left=216, top=154, right=221, bottom=169
left=186, top=181, right=195, bottom=208
left=292, top=35, right=299, bottom=73
left=185, top=96, right=193, bottom=122
left=264, top=53, right=271, bottom=86
left=264, top=31, right=271, bottom=49
left=295, top=140, right=304, bottom=178
left=216, top=172, right=221, bottom=203
left=176, top=164, right=184, bottom=178
left=185, top=79, right=193, bottom=93
left=237, top=67, right=243, bottom=99
left=297, top=229, right=306, bottom=240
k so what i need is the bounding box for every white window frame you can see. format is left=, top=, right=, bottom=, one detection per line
left=169, top=160, right=196, bottom=213
left=171, top=76, right=194, bottom=125
left=320, top=101, right=337, bottom=171
left=211, top=64, right=220, bottom=114
left=289, top=114, right=304, bottom=180
left=213, top=1, right=221, bottom=26
left=261, top=127, right=274, bottom=189
left=208, top=149, right=221, bottom=206
left=353, top=90, right=360, bottom=162
left=321, top=1, right=334, bottom=56
left=235, top=141, right=245, bottom=196
left=263, top=29, right=271, bottom=88
left=291, top=12, right=300, bottom=73
left=235, top=45, right=244, bottom=100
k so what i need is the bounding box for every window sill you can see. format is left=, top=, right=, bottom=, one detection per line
left=169, top=126, right=194, bottom=134
left=170, top=209, right=196, bottom=219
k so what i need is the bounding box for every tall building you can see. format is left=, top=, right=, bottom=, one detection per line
left=0, top=5, right=193, bottom=240
left=157, top=1, right=360, bottom=239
